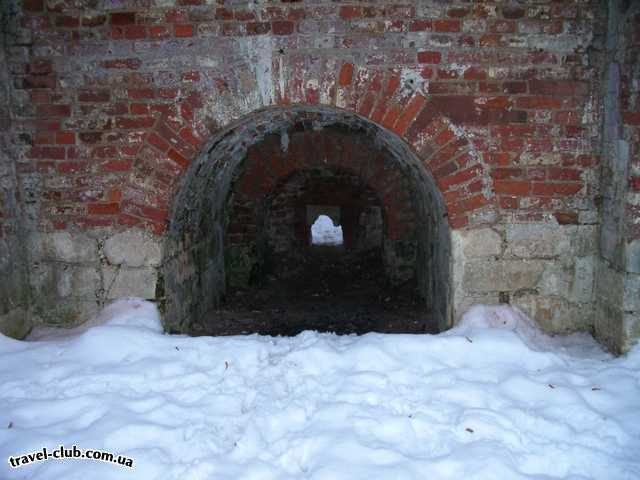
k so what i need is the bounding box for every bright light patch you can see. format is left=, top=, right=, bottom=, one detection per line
left=311, top=215, right=343, bottom=246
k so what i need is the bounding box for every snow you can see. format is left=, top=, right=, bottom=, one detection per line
left=1, top=299, right=639, bottom=480
left=311, top=215, right=343, bottom=246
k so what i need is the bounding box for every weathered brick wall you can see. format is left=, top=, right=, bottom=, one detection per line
left=1, top=0, right=633, bottom=350
left=225, top=126, right=419, bottom=289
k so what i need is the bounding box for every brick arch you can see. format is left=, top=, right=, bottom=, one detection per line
left=160, top=105, right=455, bottom=335
left=123, top=63, right=492, bottom=236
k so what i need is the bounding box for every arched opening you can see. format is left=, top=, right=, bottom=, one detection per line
left=161, top=106, right=451, bottom=336
left=310, top=215, right=343, bottom=247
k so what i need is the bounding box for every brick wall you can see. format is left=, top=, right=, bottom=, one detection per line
left=1, top=0, right=634, bottom=351
left=225, top=127, right=418, bottom=289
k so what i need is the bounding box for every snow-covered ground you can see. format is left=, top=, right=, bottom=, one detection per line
left=1, top=300, right=639, bottom=480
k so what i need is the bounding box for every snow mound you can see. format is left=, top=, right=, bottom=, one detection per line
left=0, top=302, right=639, bottom=480
left=93, top=298, right=163, bottom=332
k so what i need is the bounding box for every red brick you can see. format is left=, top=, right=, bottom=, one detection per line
left=439, top=165, right=482, bottom=190
left=182, top=71, right=200, bottom=82
left=409, top=20, right=432, bottom=32
left=502, top=5, right=526, bottom=19
left=23, top=0, right=43, bottom=12
left=56, top=161, right=86, bottom=173
left=215, top=8, right=234, bottom=20
left=175, top=24, right=195, bottom=37
left=82, top=15, right=106, bottom=27
left=28, top=60, right=52, bottom=75
left=22, top=76, right=56, bottom=89
left=554, top=212, right=579, bottom=225
left=247, top=22, right=270, bottom=35
left=548, top=167, right=581, bottom=181
left=30, top=91, right=50, bottom=103
left=623, top=112, right=640, bottom=125
left=120, top=25, right=146, bottom=39
left=434, top=20, right=460, bottom=33
left=499, top=196, right=519, bottom=209
left=56, top=132, right=75, bottom=144
left=494, top=180, right=530, bottom=196
left=338, top=63, right=354, bottom=86
left=167, top=148, right=190, bottom=169
left=88, top=202, right=120, bottom=215
left=449, top=215, right=469, bottom=229
left=272, top=21, right=294, bottom=35
left=150, top=26, right=170, bottom=38
left=102, top=160, right=133, bottom=172
left=56, top=15, right=80, bottom=28
left=434, top=128, right=455, bottom=146
left=491, top=167, right=523, bottom=180
left=128, top=88, right=155, bottom=100
left=78, top=132, right=102, bottom=144
left=111, top=12, right=136, bottom=25
left=502, top=81, right=527, bottom=94
left=130, top=103, right=149, bottom=115
left=37, top=104, right=71, bottom=117
left=516, top=96, right=562, bottom=109
left=78, top=89, right=110, bottom=103
left=340, top=6, right=362, bottom=19
left=531, top=182, right=582, bottom=196
left=116, top=117, right=156, bottom=129
left=489, top=20, right=516, bottom=34
left=447, top=7, right=469, bottom=18
left=448, top=195, right=489, bottom=215
left=463, top=67, right=486, bottom=80
left=529, top=80, right=588, bottom=96
left=28, top=146, right=66, bottom=160
left=418, top=51, right=441, bottom=64
left=393, top=93, right=427, bottom=135
left=381, top=104, right=402, bottom=129
left=91, top=146, right=118, bottom=158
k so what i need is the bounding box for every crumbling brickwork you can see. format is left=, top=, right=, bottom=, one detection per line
left=0, top=0, right=637, bottom=352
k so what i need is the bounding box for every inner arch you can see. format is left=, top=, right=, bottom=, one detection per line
left=161, top=106, right=451, bottom=336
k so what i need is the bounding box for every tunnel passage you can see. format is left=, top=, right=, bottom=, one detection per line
left=162, top=106, right=451, bottom=336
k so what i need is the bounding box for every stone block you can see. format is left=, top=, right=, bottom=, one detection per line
left=55, top=265, right=101, bottom=299
left=512, top=294, right=592, bottom=333
left=538, top=262, right=571, bottom=298
left=104, top=230, right=162, bottom=268
left=571, top=256, right=595, bottom=304
left=104, top=266, right=158, bottom=300
left=42, top=231, right=97, bottom=263
left=595, top=259, right=624, bottom=303
left=0, top=307, right=31, bottom=339
left=505, top=224, right=571, bottom=259
left=33, top=300, right=100, bottom=328
left=622, top=314, right=640, bottom=352
left=453, top=228, right=502, bottom=259
left=624, top=272, right=640, bottom=312
left=463, top=259, right=545, bottom=292
left=626, top=240, right=640, bottom=274
left=572, top=225, right=598, bottom=257
left=594, top=299, right=624, bottom=354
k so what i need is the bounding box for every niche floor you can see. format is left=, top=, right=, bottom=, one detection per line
left=217, top=249, right=434, bottom=336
